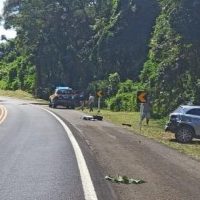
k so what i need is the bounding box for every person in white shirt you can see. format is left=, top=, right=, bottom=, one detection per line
left=88, top=94, right=95, bottom=112
left=140, top=99, right=151, bottom=125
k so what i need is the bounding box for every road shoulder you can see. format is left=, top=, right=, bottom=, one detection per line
left=42, top=107, right=200, bottom=200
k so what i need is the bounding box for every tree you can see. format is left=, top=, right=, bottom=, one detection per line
left=2, top=0, right=96, bottom=94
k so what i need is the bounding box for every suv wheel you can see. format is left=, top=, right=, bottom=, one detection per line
left=175, top=126, right=193, bottom=143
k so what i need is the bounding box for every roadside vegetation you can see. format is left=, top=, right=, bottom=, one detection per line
left=84, top=108, right=200, bottom=161
left=0, top=1, right=200, bottom=159
left=0, top=89, right=48, bottom=104
left=1, top=0, right=200, bottom=117
left=0, top=89, right=34, bottom=100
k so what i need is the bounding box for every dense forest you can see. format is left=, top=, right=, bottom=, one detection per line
left=0, top=0, right=200, bottom=117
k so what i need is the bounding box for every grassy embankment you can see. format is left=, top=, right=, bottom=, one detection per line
left=1, top=89, right=200, bottom=160
left=0, top=90, right=48, bottom=104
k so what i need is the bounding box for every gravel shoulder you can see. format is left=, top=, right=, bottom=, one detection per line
left=43, top=107, right=200, bottom=200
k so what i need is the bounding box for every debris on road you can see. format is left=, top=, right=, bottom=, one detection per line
left=82, top=115, right=103, bottom=121
left=122, top=123, right=132, bottom=127
left=82, top=115, right=94, bottom=120
left=105, top=175, right=145, bottom=184
left=93, top=115, right=103, bottom=121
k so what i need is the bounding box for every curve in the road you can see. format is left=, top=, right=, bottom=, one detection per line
left=42, top=107, right=98, bottom=200
left=0, top=105, right=7, bottom=124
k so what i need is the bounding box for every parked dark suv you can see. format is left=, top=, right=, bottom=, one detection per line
left=49, top=87, right=75, bottom=109
left=165, top=105, right=200, bottom=143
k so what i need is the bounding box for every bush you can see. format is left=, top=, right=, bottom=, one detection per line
left=11, top=79, right=20, bottom=90
left=0, top=80, right=7, bottom=90
left=106, top=93, right=136, bottom=111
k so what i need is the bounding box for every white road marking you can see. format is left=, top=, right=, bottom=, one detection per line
left=0, top=105, right=7, bottom=124
left=42, top=108, right=98, bottom=200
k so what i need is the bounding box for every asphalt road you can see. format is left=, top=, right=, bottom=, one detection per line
left=0, top=97, right=116, bottom=200
left=49, top=106, right=200, bottom=200
left=1, top=97, right=200, bottom=200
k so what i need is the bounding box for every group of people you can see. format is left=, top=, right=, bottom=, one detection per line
left=79, top=92, right=152, bottom=125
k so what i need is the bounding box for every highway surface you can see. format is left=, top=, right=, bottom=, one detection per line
left=1, top=97, right=200, bottom=200
left=0, top=97, right=116, bottom=200
left=49, top=104, right=200, bottom=200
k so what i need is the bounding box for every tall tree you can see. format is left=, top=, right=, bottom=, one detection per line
left=140, top=0, right=200, bottom=116
left=3, top=0, right=96, bottom=93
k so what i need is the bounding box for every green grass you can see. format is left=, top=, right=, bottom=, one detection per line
left=0, top=89, right=34, bottom=99
left=0, top=89, right=48, bottom=104
left=83, top=108, right=200, bottom=160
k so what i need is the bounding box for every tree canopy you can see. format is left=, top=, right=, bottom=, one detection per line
left=0, top=0, right=200, bottom=116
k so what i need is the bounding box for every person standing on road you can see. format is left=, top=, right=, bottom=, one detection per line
left=88, top=93, right=95, bottom=112
left=139, top=98, right=151, bottom=125
left=79, top=92, right=85, bottom=111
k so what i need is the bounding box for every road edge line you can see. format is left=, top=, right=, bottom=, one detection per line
left=41, top=108, right=98, bottom=200
left=0, top=105, right=7, bottom=124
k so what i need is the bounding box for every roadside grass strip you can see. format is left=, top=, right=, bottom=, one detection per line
left=42, top=108, right=98, bottom=200
left=0, top=105, right=7, bottom=124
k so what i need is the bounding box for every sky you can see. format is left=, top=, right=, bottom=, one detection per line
left=0, top=0, right=16, bottom=40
